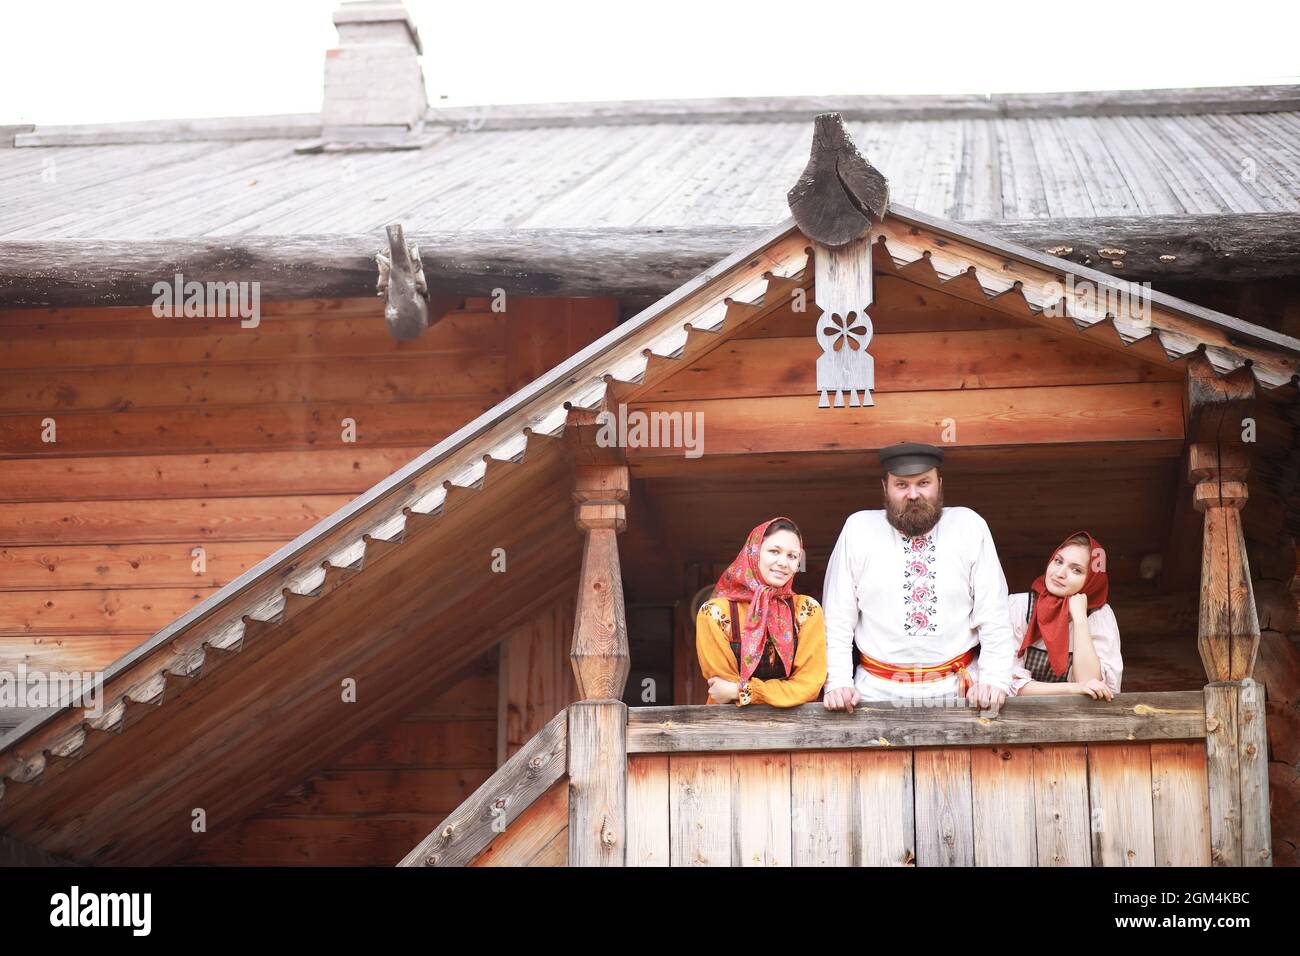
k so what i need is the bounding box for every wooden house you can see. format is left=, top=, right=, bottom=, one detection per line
left=0, top=2, right=1297, bottom=867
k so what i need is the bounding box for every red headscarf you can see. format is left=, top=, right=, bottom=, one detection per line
left=714, top=517, right=800, bottom=683
left=1020, top=530, right=1109, bottom=678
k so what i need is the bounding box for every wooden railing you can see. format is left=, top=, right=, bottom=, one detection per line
left=400, top=683, right=1270, bottom=867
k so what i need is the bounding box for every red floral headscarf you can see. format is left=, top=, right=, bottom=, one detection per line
left=714, top=517, right=800, bottom=683
left=1020, top=530, right=1109, bottom=678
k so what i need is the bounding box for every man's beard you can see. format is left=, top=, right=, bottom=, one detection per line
left=884, top=486, right=944, bottom=536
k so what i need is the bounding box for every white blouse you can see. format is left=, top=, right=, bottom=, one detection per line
left=1007, top=592, right=1123, bottom=696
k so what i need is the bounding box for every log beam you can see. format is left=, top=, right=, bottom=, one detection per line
left=7, top=213, right=1300, bottom=309
left=570, top=465, right=630, bottom=701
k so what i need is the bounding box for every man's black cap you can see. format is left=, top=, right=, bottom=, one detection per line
left=878, top=442, right=944, bottom=477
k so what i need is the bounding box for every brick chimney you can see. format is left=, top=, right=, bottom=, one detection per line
left=321, top=1, right=428, bottom=138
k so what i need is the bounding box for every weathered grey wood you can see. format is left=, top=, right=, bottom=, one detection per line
left=731, top=752, right=792, bottom=867
left=669, top=754, right=731, bottom=866
left=790, top=751, right=855, bottom=866
left=567, top=700, right=627, bottom=866
left=1031, top=744, right=1092, bottom=867
left=13, top=87, right=1297, bottom=148
left=972, top=745, right=1038, bottom=865
left=913, top=747, right=974, bottom=867
left=626, top=754, right=669, bottom=866
left=626, top=693, right=1207, bottom=753
left=1237, top=679, right=1272, bottom=865
left=1204, top=682, right=1243, bottom=866
left=398, top=707, right=566, bottom=867
left=1150, top=741, right=1211, bottom=866
left=788, top=112, right=887, bottom=246
left=12, top=113, right=322, bottom=147
left=852, top=750, right=914, bottom=866
left=1087, top=743, right=1157, bottom=867
left=421, top=86, right=1300, bottom=128
left=8, top=212, right=1300, bottom=309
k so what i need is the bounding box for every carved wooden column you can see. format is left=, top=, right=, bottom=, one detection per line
left=1187, top=353, right=1271, bottom=866
left=1186, top=353, right=1260, bottom=681
left=567, top=463, right=629, bottom=866
left=569, top=464, right=630, bottom=699
left=1190, top=442, right=1260, bottom=681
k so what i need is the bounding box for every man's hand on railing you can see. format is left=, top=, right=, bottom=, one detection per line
left=965, top=682, right=1006, bottom=715
left=823, top=687, right=861, bottom=712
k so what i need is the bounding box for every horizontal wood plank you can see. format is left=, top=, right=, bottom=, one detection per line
left=0, top=495, right=353, bottom=545
left=625, top=382, right=1184, bottom=458
left=0, top=448, right=427, bottom=502
left=646, top=328, right=1181, bottom=402
left=0, top=399, right=492, bottom=457
left=0, top=540, right=286, bottom=589
left=626, top=693, right=1206, bottom=753
left=0, top=353, right=505, bottom=413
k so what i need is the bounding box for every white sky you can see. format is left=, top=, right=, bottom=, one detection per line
left=1, top=0, right=1298, bottom=126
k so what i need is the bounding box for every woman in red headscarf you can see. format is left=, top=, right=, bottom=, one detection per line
left=695, top=517, right=827, bottom=707
left=1007, top=531, right=1122, bottom=699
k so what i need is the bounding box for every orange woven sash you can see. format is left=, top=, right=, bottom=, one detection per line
left=858, top=647, right=977, bottom=694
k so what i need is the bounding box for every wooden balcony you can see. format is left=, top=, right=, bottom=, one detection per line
left=402, top=684, right=1270, bottom=867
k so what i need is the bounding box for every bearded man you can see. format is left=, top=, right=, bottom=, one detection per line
left=822, top=442, right=1015, bottom=711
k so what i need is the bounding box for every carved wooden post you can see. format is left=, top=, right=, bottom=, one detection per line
left=1190, top=443, right=1260, bottom=681
left=1188, top=353, right=1271, bottom=866
left=569, top=464, right=630, bottom=699
left=1204, top=679, right=1272, bottom=866
left=567, top=464, right=629, bottom=866
left=1186, top=354, right=1260, bottom=681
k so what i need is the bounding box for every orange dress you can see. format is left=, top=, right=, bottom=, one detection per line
left=695, top=594, right=827, bottom=707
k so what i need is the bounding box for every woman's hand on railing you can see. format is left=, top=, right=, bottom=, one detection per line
left=707, top=677, right=739, bottom=704
left=1075, top=678, right=1114, bottom=701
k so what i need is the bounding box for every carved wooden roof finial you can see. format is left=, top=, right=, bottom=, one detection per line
left=787, top=112, right=889, bottom=246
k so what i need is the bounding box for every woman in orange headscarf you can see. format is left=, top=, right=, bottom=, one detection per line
left=1007, top=531, right=1122, bottom=699
left=695, top=517, right=827, bottom=707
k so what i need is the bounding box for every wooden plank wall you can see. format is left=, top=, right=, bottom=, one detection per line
left=626, top=741, right=1211, bottom=866
left=497, top=594, right=579, bottom=765
left=183, top=648, right=500, bottom=865
left=0, top=296, right=616, bottom=678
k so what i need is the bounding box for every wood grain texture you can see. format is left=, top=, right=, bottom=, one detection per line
left=1237, top=679, right=1273, bottom=865
left=1031, top=744, right=1092, bottom=866
left=626, top=382, right=1184, bottom=459
left=731, top=752, right=792, bottom=866
left=1204, top=682, right=1243, bottom=866
left=1150, top=741, right=1211, bottom=865
left=470, top=780, right=568, bottom=867
left=791, top=751, right=855, bottom=866
left=669, top=754, right=732, bottom=867
left=853, top=749, right=915, bottom=866
left=1087, top=743, right=1157, bottom=867
left=399, top=708, right=566, bottom=867
left=970, top=745, right=1038, bottom=865
left=626, top=754, right=670, bottom=866
left=626, top=694, right=1206, bottom=752
left=567, top=700, right=627, bottom=866
left=913, top=747, right=974, bottom=867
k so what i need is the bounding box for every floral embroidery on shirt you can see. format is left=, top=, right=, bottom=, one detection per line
left=795, top=595, right=819, bottom=626
left=900, top=532, right=938, bottom=636
left=701, top=600, right=731, bottom=631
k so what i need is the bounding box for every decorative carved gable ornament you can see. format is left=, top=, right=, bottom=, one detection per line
left=788, top=112, right=889, bottom=407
